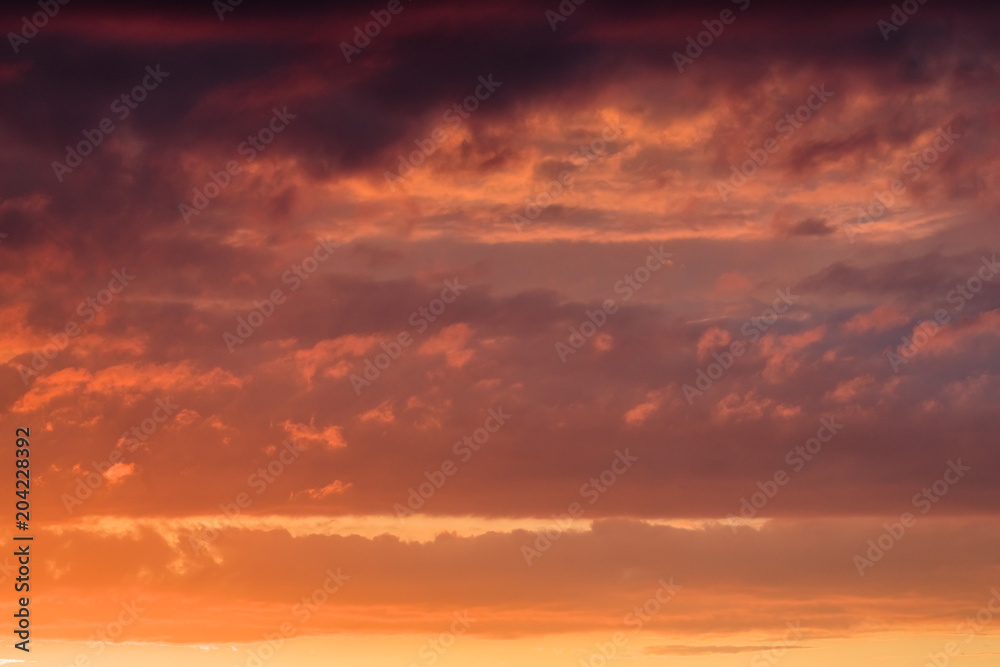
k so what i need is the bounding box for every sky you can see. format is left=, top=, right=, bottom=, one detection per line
left=1, top=0, right=999, bottom=665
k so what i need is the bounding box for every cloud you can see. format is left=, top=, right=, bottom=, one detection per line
left=645, top=644, right=808, bottom=656
left=29, top=516, right=1000, bottom=642
left=297, top=480, right=352, bottom=499
left=2, top=0, right=999, bottom=652
left=282, top=420, right=348, bottom=450
left=784, top=218, right=834, bottom=237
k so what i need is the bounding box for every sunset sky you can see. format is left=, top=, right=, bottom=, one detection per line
left=1, top=0, right=999, bottom=665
